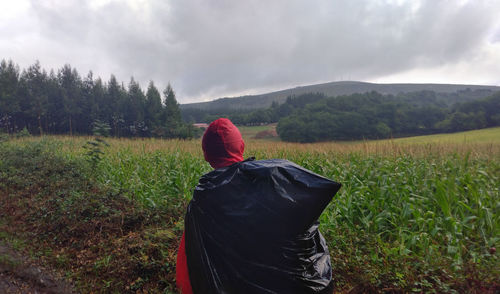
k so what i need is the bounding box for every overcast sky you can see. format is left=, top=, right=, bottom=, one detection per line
left=1, top=0, right=500, bottom=103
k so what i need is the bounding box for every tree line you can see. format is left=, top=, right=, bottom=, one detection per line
left=276, top=91, right=500, bottom=142
left=183, top=90, right=500, bottom=142
left=181, top=88, right=496, bottom=125
left=0, top=59, right=200, bottom=138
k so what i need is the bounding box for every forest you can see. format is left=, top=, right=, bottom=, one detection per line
left=2, top=59, right=499, bottom=143
left=276, top=91, right=500, bottom=142
left=185, top=90, right=500, bottom=142
left=0, top=59, right=200, bottom=138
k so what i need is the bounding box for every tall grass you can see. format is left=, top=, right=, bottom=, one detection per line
left=4, top=134, right=500, bottom=291
left=98, top=149, right=208, bottom=210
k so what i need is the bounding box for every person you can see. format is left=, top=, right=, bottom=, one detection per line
left=176, top=118, right=244, bottom=294
left=176, top=118, right=340, bottom=294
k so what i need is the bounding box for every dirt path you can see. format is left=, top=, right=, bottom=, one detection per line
left=0, top=242, right=74, bottom=294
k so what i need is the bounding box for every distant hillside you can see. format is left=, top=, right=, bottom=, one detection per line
left=180, top=81, right=500, bottom=110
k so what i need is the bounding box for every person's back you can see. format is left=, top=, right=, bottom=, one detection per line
left=176, top=118, right=341, bottom=294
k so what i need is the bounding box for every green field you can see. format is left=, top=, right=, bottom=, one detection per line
left=386, top=127, right=500, bottom=144
left=0, top=132, right=499, bottom=293
left=237, top=123, right=278, bottom=140
left=238, top=124, right=500, bottom=144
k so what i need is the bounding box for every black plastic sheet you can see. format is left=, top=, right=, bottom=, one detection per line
left=185, top=158, right=341, bottom=294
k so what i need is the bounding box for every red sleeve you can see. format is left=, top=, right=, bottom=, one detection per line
left=176, top=231, right=193, bottom=294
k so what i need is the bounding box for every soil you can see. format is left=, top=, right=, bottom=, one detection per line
left=0, top=242, right=74, bottom=294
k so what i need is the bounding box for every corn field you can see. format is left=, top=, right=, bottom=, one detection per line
left=5, top=134, right=500, bottom=291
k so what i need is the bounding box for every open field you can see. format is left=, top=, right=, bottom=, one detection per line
left=385, top=127, right=500, bottom=144
left=12, top=125, right=499, bottom=158
left=0, top=133, right=499, bottom=293
left=238, top=124, right=500, bottom=144
left=237, top=123, right=279, bottom=141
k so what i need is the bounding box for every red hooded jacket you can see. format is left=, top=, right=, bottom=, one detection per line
left=176, top=118, right=244, bottom=293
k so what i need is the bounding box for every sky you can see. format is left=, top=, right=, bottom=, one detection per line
left=1, top=0, right=500, bottom=104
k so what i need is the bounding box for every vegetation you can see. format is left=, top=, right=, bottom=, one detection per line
left=183, top=89, right=500, bottom=143
left=0, top=132, right=498, bottom=293
left=3, top=58, right=498, bottom=143
left=379, top=126, right=500, bottom=144
left=180, top=80, right=500, bottom=111
left=276, top=91, right=500, bottom=142
left=0, top=59, right=201, bottom=139
left=0, top=139, right=184, bottom=292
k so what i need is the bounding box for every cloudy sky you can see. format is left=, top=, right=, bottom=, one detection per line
left=1, top=0, right=500, bottom=103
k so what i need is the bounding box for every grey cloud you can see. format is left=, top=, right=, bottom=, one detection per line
left=161, top=0, right=500, bottom=100
left=9, top=0, right=500, bottom=102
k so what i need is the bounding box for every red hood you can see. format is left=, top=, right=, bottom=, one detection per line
left=202, top=118, right=245, bottom=169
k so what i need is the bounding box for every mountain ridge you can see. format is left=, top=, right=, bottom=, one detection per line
left=180, top=81, right=500, bottom=110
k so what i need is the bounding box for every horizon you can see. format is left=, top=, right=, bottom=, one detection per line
left=180, top=79, right=500, bottom=105
left=1, top=1, right=500, bottom=103
left=3, top=56, right=500, bottom=105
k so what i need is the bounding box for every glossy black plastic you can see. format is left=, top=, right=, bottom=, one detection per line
left=185, top=158, right=341, bottom=294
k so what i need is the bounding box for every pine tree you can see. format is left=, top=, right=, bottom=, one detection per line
left=163, top=83, right=181, bottom=137
left=0, top=60, right=199, bottom=139
left=20, top=61, right=48, bottom=135
left=145, top=81, right=163, bottom=136
left=0, top=59, right=20, bottom=133
left=126, top=78, right=146, bottom=136
left=46, top=70, right=64, bottom=133
left=81, top=71, right=96, bottom=134
left=106, top=75, right=125, bottom=137
left=58, top=64, right=82, bottom=135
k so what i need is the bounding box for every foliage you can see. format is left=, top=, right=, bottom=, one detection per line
left=312, top=154, right=499, bottom=291
left=0, top=136, right=499, bottom=292
left=0, top=140, right=182, bottom=293
left=83, top=137, right=109, bottom=168
left=0, top=127, right=30, bottom=143
left=276, top=91, right=500, bottom=142
left=0, top=132, right=8, bottom=143
left=91, top=119, right=111, bottom=137
left=182, top=90, right=500, bottom=143
left=180, top=81, right=499, bottom=113
left=0, top=59, right=195, bottom=139
left=16, top=127, right=31, bottom=138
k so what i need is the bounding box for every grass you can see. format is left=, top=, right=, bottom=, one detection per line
left=384, top=127, right=500, bottom=144
left=237, top=123, right=278, bottom=140
left=238, top=124, right=500, bottom=144
left=0, top=132, right=499, bottom=293
left=0, top=139, right=182, bottom=292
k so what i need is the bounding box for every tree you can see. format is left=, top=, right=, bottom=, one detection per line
left=80, top=71, right=97, bottom=134
left=91, top=77, right=106, bottom=122
left=106, top=75, right=126, bottom=136
left=125, top=78, right=146, bottom=136
left=20, top=61, right=49, bottom=135
left=45, top=70, right=65, bottom=133
left=58, top=64, right=82, bottom=135
left=163, top=83, right=182, bottom=137
left=145, top=81, right=163, bottom=136
left=0, top=60, right=20, bottom=133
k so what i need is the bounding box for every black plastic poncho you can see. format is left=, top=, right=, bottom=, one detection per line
left=185, top=158, right=341, bottom=294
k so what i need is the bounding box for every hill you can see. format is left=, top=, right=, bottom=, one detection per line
left=180, top=81, right=500, bottom=110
